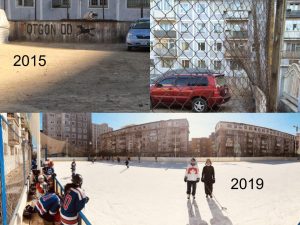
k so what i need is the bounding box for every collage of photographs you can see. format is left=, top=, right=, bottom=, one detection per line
left=0, top=0, right=300, bottom=225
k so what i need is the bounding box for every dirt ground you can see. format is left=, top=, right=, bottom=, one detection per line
left=0, top=42, right=149, bottom=112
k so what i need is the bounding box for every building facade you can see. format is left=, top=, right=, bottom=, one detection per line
left=100, top=119, right=189, bottom=156
left=43, top=113, right=92, bottom=153
left=150, top=0, right=252, bottom=77
left=213, top=121, right=295, bottom=157
left=0, top=0, right=150, bottom=21
left=92, top=123, right=113, bottom=152
left=190, top=137, right=212, bottom=157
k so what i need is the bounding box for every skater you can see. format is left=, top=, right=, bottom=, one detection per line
left=36, top=175, right=48, bottom=198
left=184, top=158, right=200, bottom=200
left=201, top=159, right=215, bottom=198
left=34, top=189, right=61, bottom=225
left=125, top=159, right=129, bottom=168
left=71, top=159, right=76, bottom=177
left=43, top=160, right=55, bottom=178
left=117, top=157, right=120, bottom=163
left=61, top=174, right=89, bottom=225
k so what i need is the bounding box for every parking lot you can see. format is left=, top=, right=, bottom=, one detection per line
left=0, top=42, right=149, bottom=112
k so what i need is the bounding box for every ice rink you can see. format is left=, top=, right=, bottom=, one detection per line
left=55, top=160, right=300, bottom=225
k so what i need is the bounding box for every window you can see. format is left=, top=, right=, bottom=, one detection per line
left=190, top=77, right=208, bottom=86
left=196, top=3, right=205, bottom=14
left=180, top=3, right=191, bottom=14
left=156, top=0, right=173, bottom=11
left=181, top=23, right=189, bottom=33
left=17, top=0, right=34, bottom=7
left=213, top=60, right=222, bottom=70
left=161, top=59, right=175, bottom=68
left=127, top=0, right=150, bottom=8
left=198, top=42, right=205, bottom=51
left=182, top=41, right=189, bottom=51
left=196, top=23, right=205, bottom=33
left=198, top=60, right=206, bottom=68
left=182, top=60, right=190, bottom=68
left=158, top=77, right=176, bottom=86
left=176, top=77, right=190, bottom=87
left=229, top=60, right=242, bottom=70
left=52, top=0, right=70, bottom=8
left=89, top=0, right=108, bottom=8
left=214, top=23, right=222, bottom=33
left=214, top=43, right=222, bottom=51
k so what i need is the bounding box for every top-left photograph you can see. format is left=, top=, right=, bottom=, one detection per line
left=0, top=0, right=150, bottom=112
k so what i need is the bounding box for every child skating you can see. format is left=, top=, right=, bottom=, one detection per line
left=184, top=158, right=200, bottom=200
left=201, top=158, right=215, bottom=198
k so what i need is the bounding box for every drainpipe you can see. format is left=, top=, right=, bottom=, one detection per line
left=35, top=0, right=37, bottom=21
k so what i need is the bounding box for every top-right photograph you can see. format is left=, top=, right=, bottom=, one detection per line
left=150, top=0, right=300, bottom=113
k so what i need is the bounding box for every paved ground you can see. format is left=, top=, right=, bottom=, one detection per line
left=0, top=42, right=149, bottom=112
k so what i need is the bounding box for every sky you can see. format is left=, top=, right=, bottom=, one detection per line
left=40, top=113, right=300, bottom=139
left=92, top=113, right=300, bottom=138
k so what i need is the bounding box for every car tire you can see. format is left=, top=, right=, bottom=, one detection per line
left=192, top=98, right=208, bottom=112
left=127, top=46, right=132, bottom=51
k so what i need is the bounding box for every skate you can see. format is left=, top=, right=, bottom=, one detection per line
left=192, top=195, right=195, bottom=199
left=187, top=194, right=190, bottom=199
left=206, top=194, right=208, bottom=198
left=209, top=194, right=212, bottom=198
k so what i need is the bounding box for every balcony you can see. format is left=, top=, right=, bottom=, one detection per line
left=284, top=31, right=300, bottom=39
left=224, top=10, right=250, bottom=20
left=227, top=31, right=248, bottom=39
left=286, top=9, right=300, bottom=18
left=153, top=48, right=177, bottom=57
left=8, top=118, right=20, bottom=146
left=153, top=30, right=176, bottom=39
left=224, top=49, right=248, bottom=58
left=281, top=51, right=300, bottom=59
left=151, top=10, right=176, bottom=20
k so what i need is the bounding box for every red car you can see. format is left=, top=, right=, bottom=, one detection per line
left=150, top=70, right=231, bottom=112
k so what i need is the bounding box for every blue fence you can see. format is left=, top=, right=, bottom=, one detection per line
left=54, top=177, right=92, bottom=225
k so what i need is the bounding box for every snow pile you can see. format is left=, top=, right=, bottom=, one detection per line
left=55, top=160, right=300, bottom=225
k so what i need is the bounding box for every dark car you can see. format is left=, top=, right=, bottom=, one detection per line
left=150, top=69, right=231, bottom=112
left=126, top=18, right=150, bottom=50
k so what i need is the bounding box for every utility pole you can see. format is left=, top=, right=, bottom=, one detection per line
left=293, top=125, right=299, bottom=157
left=174, top=128, right=177, bottom=158
left=102, top=0, right=105, bottom=20
left=268, top=0, right=287, bottom=111
left=67, top=0, right=70, bottom=20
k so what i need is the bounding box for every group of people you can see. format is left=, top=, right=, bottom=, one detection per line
left=27, top=159, right=89, bottom=225
left=184, top=158, right=215, bottom=200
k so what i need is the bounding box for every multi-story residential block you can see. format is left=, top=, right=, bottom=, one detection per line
left=279, top=0, right=300, bottom=112
left=92, top=123, right=113, bottom=151
left=43, top=113, right=92, bottom=152
left=100, top=119, right=189, bottom=156
left=190, top=137, right=212, bottom=157
left=150, top=0, right=252, bottom=77
left=213, top=121, right=295, bottom=157
left=0, top=0, right=150, bottom=21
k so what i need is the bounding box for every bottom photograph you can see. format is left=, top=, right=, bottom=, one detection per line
left=0, top=113, right=300, bottom=225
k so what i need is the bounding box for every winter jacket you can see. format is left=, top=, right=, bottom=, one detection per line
left=35, top=192, right=60, bottom=217
left=60, top=186, right=88, bottom=225
left=201, top=165, right=215, bottom=183
left=185, top=164, right=200, bottom=181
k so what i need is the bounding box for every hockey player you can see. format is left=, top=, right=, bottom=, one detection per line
left=43, top=160, right=55, bottom=178
left=125, top=159, right=129, bottom=168
left=184, top=158, right=200, bottom=200
left=36, top=175, right=48, bottom=198
left=201, top=158, right=215, bottom=198
left=71, top=160, right=76, bottom=177
left=60, top=174, right=89, bottom=225
left=34, top=190, right=61, bottom=224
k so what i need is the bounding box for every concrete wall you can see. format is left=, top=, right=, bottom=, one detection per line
left=0, top=0, right=150, bottom=21
left=9, top=20, right=131, bottom=43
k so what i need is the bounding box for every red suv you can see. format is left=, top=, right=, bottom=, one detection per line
left=150, top=69, right=231, bottom=112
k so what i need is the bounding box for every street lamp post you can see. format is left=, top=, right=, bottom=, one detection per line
left=293, top=125, right=299, bottom=157
left=174, top=128, right=177, bottom=158
left=89, top=141, right=92, bottom=161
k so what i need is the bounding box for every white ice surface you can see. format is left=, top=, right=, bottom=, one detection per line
left=55, top=161, right=300, bottom=225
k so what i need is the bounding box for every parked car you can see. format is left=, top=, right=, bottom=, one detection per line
left=126, top=18, right=150, bottom=50
left=150, top=69, right=231, bottom=112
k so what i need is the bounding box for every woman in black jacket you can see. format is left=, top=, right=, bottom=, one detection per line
left=201, top=159, right=215, bottom=198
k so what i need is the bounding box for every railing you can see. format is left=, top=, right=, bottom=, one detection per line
left=53, top=177, right=92, bottom=225
left=286, top=9, right=300, bottom=18
left=281, top=63, right=300, bottom=109
left=281, top=51, right=300, bottom=59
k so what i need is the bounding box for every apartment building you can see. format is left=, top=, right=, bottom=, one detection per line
left=0, top=0, right=150, bottom=21
left=150, top=0, right=252, bottom=76
left=43, top=113, right=92, bottom=152
left=190, top=137, right=212, bottom=157
left=0, top=113, right=31, bottom=175
left=92, top=123, right=113, bottom=151
left=279, top=0, right=300, bottom=112
left=213, top=121, right=295, bottom=157
left=100, top=119, right=189, bottom=156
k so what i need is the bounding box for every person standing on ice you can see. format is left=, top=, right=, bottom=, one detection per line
left=125, top=159, right=129, bottom=168
left=60, top=174, right=89, bottom=225
left=184, top=158, right=200, bottom=200
left=201, top=159, right=215, bottom=198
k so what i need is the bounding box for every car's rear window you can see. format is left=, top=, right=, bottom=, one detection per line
left=158, top=77, right=176, bottom=86
left=132, top=21, right=150, bottom=29
left=215, top=76, right=226, bottom=86
left=190, top=77, right=208, bottom=86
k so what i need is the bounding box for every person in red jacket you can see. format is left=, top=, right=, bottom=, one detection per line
left=184, top=158, right=200, bottom=199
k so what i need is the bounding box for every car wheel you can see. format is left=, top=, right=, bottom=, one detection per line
left=192, top=98, right=207, bottom=112
left=127, top=46, right=132, bottom=51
